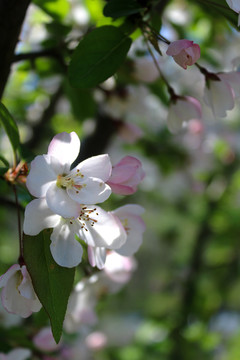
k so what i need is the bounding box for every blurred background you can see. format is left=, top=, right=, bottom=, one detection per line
left=0, top=0, right=240, bottom=359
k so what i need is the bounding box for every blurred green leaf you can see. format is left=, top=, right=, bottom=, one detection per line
left=0, top=155, right=9, bottom=168
left=0, top=102, right=20, bottom=154
left=24, top=231, right=75, bottom=343
left=33, top=0, right=70, bottom=21
left=103, top=0, right=145, bottom=18
left=68, top=25, right=132, bottom=88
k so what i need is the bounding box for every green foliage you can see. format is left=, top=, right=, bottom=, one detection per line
left=33, top=0, right=70, bottom=21
left=103, top=0, right=146, bottom=19
left=23, top=231, right=75, bottom=343
left=68, top=25, right=132, bottom=88
left=0, top=102, right=20, bottom=157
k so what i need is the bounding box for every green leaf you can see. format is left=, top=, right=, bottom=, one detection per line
left=68, top=25, right=132, bottom=89
left=0, top=102, right=20, bottom=154
left=103, top=0, right=145, bottom=18
left=33, top=0, right=70, bottom=21
left=0, top=155, right=9, bottom=168
left=24, top=231, right=75, bottom=343
left=64, top=82, right=96, bottom=121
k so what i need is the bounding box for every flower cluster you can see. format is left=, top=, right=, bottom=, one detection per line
left=23, top=131, right=145, bottom=269
left=0, top=131, right=145, bottom=319
left=165, top=39, right=240, bottom=132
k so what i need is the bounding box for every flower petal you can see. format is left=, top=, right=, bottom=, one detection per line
left=0, top=264, right=20, bottom=288
left=166, top=39, right=194, bottom=56
left=1, top=273, right=35, bottom=318
left=67, top=177, right=112, bottom=205
left=50, top=220, right=83, bottom=268
left=46, top=183, right=81, bottom=218
left=88, top=246, right=106, bottom=269
left=26, top=155, right=63, bottom=198
left=47, top=132, right=80, bottom=167
left=77, top=154, right=112, bottom=182
left=23, top=198, right=60, bottom=236
left=204, top=79, right=234, bottom=117
left=78, top=206, right=127, bottom=249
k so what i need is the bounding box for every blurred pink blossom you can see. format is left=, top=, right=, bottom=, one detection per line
left=104, top=252, right=137, bottom=284
left=107, top=156, right=145, bottom=195
left=0, top=265, right=41, bottom=318
left=33, top=327, right=60, bottom=352
left=112, top=204, right=146, bottom=257
left=167, top=96, right=202, bottom=133
left=204, top=71, right=240, bottom=117
left=118, top=122, right=143, bottom=144
left=85, top=331, right=108, bottom=350
left=166, top=39, right=200, bottom=69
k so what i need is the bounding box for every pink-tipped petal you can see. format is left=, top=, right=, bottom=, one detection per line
left=77, top=154, right=112, bottom=182
left=0, top=264, right=20, bottom=288
left=47, top=132, right=80, bottom=167
left=166, top=39, right=194, bottom=55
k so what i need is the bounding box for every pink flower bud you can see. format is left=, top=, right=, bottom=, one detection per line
left=107, top=156, right=145, bottom=195
left=166, top=39, right=200, bottom=69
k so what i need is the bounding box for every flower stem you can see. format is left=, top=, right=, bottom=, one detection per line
left=142, top=30, right=176, bottom=98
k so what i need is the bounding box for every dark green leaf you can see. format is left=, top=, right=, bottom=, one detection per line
left=103, top=0, right=145, bottom=18
left=0, top=167, right=8, bottom=176
left=24, top=231, right=75, bottom=343
left=0, top=102, right=20, bottom=153
left=68, top=25, right=132, bottom=89
left=64, top=82, right=96, bottom=121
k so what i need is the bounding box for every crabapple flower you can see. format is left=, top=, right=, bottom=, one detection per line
left=0, top=265, right=41, bottom=318
left=107, top=156, right=145, bottom=195
left=112, top=204, right=146, bottom=256
left=0, top=349, right=31, bottom=360
left=226, top=0, right=240, bottom=26
left=26, top=132, right=112, bottom=218
left=104, top=252, right=137, bottom=285
left=167, top=96, right=202, bottom=133
left=203, top=71, right=240, bottom=117
left=23, top=198, right=127, bottom=268
left=166, top=39, right=200, bottom=69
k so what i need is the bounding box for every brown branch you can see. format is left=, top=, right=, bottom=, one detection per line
left=0, top=0, right=31, bottom=99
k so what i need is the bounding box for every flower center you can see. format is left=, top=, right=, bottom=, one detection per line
left=56, top=170, right=85, bottom=190
left=69, top=207, right=99, bottom=232
left=121, top=218, right=130, bottom=234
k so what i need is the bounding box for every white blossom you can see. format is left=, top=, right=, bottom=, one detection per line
left=26, top=132, right=112, bottom=218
